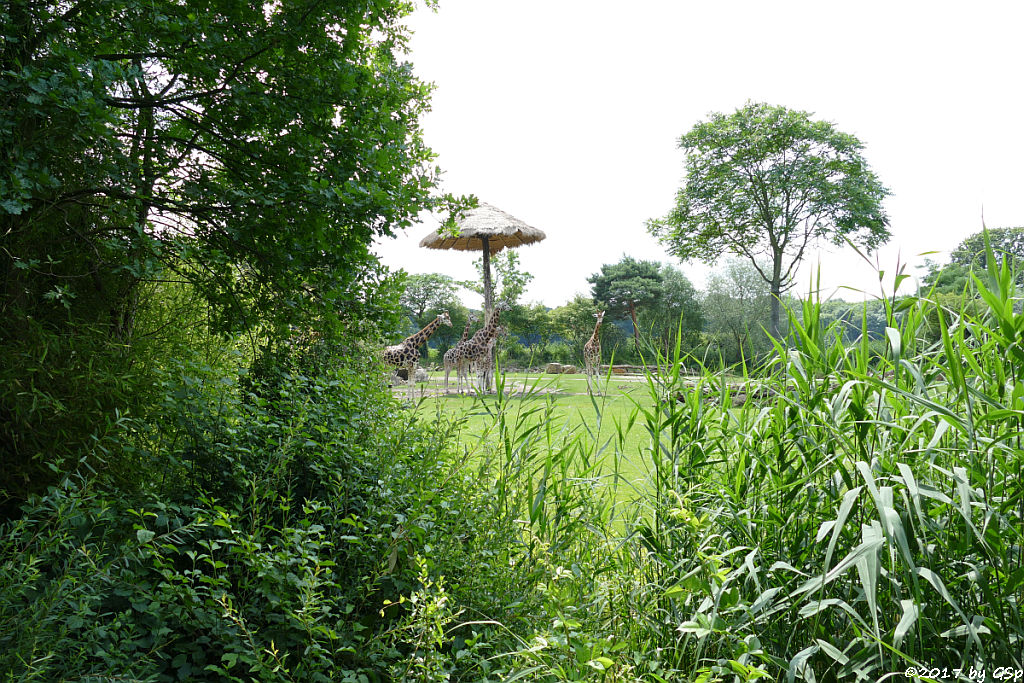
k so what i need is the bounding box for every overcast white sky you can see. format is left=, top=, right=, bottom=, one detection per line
left=372, top=0, right=1024, bottom=308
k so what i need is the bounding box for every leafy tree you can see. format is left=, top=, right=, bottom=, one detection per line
left=1, top=0, right=452, bottom=511
left=919, top=227, right=1024, bottom=296
left=550, top=295, right=599, bottom=349
left=649, top=102, right=891, bottom=338
left=637, top=264, right=703, bottom=357
left=950, top=226, right=1024, bottom=271
left=397, top=272, right=465, bottom=358
left=464, top=250, right=534, bottom=309
left=588, top=256, right=664, bottom=345
left=400, top=273, right=461, bottom=321
left=2, top=0, right=457, bottom=336
left=505, top=302, right=552, bottom=348
left=701, top=258, right=773, bottom=366
left=918, top=260, right=973, bottom=296
left=818, top=298, right=890, bottom=342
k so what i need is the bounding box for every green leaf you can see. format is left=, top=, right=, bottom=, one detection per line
left=894, top=599, right=919, bottom=648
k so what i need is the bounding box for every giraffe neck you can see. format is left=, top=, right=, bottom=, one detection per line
left=470, top=310, right=502, bottom=346
left=481, top=313, right=502, bottom=341
left=590, top=319, right=603, bottom=344
left=459, top=318, right=473, bottom=343
left=405, top=314, right=444, bottom=348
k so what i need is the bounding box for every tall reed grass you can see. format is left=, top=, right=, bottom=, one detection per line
left=459, top=241, right=1023, bottom=681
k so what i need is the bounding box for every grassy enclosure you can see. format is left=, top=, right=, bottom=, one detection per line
left=390, top=259, right=1024, bottom=680
left=3, top=268, right=1022, bottom=681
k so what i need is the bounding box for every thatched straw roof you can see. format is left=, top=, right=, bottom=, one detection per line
left=419, top=203, right=546, bottom=255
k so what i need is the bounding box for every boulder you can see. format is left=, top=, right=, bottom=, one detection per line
left=545, top=363, right=563, bottom=374
left=414, top=368, right=430, bottom=383
left=560, top=364, right=578, bottom=374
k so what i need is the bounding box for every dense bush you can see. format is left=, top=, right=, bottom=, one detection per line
left=0, top=348, right=520, bottom=681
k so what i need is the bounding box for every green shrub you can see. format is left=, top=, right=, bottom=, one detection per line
left=0, top=347, right=512, bottom=681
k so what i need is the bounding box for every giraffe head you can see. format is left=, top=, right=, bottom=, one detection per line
left=438, top=311, right=452, bottom=327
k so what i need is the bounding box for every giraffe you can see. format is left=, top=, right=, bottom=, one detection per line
left=382, top=311, right=452, bottom=400
left=584, top=310, right=605, bottom=395
left=443, top=312, right=477, bottom=394
left=448, top=302, right=509, bottom=395
left=475, top=325, right=506, bottom=394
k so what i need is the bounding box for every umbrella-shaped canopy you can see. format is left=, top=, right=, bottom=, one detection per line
left=420, top=203, right=545, bottom=312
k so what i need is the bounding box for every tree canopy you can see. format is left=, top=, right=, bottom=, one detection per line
left=919, top=227, right=1024, bottom=294
left=950, top=227, right=1024, bottom=271
left=465, top=250, right=534, bottom=309
left=648, top=102, right=891, bottom=338
left=588, top=256, right=664, bottom=345
left=400, top=273, right=461, bottom=321
left=550, top=295, right=599, bottom=348
left=637, top=264, right=703, bottom=356
left=1, top=0, right=454, bottom=509
left=2, top=0, right=457, bottom=339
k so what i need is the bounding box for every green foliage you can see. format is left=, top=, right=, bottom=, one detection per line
left=919, top=259, right=973, bottom=295
left=649, top=101, right=891, bottom=337
left=505, top=301, right=553, bottom=349
left=400, top=272, right=463, bottom=320
left=397, top=272, right=468, bottom=357
left=920, top=227, right=1024, bottom=296
left=0, top=352, right=504, bottom=680
left=637, top=264, right=704, bottom=357
left=1, top=0, right=447, bottom=510
left=549, top=295, right=598, bottom=346
left=701, top=258, right=774, bottom=366
left=950, top=226, right=1024, bottom=271
left=0, top=275, right=243, bottom=518
left=397, top=249, right=1024, bottom=679
left=588, top=255, right=664, bottom=343
left=3, top=0, right=447, bottom=334
left=465, top=250, right=535, bottom=309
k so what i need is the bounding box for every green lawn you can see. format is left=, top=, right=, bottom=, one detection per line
left=406, top=371, right=668, bottom=497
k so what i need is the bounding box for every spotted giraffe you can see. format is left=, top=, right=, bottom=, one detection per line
left=474, top=325, right=506, bottom=394
left=443, top=312, right=477, bottom=394
left=448, top=303, right=509, bottom=395
left=382, top=311, right=452, bottom=400
left=584, top=310, right=605, bottom=395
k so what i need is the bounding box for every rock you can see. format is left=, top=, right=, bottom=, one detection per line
left=414, top=368, right=430, bottom=383
left=560, top=364, right=578, bottom=374
left=546, top=363, right=563, bottom=374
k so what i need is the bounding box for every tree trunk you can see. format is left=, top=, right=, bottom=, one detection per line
left=481, top=236, right=493, bottom=314
left=481, top=236, right=494, bottom=389
left=629, top=300, right=640, bottom=346
left=769, top=287, right=781, bottom=339
left=769, top=255, right=783, bottom=339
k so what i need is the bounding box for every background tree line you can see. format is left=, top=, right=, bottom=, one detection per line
left=398, top=223, right=1023, bottom=371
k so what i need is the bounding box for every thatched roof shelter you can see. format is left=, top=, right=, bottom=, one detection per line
left=419, top=203, right=546, bottom=255
left=419, top=203, right=545, bottom=312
